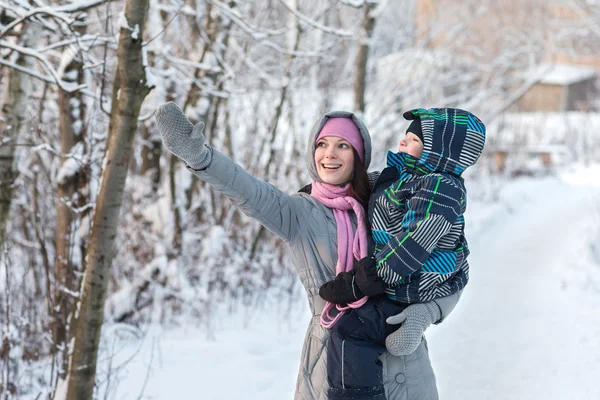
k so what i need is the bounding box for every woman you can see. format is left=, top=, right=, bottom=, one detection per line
left=155, top=103, right=460, bottom=400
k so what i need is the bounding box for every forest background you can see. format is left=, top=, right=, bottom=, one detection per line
left=1, top=0, right=600, bottom=399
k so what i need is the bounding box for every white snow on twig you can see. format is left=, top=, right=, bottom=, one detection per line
left=56, top=157, right=81, bottom=185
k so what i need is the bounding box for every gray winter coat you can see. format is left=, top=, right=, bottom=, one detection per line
left=189, top=111, right=456, bottom=399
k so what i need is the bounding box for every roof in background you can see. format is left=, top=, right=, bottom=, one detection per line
left=533, top=63, right=597, bottom=85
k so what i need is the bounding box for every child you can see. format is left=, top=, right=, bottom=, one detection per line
left=319, top=107, right=486, bottom=400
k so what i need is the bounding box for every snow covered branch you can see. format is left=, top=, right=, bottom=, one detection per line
left=338, top=0, right=367, bottom=7
left=0, top=5, right=75, bottom=40
left=0, top=39, right=87, bottom=92
left=276, top=0, right=354, bottom=37
left=161, top=55, right=223, bottom=74
left=0, top=58, right=96, bottom=98
left=229, top=38, right=287, bottom=88
left=37, top=34, right=116, bottom=53
left=206, top=0, right=286, bottom=39
left=54, top=0, right=112, bottom=13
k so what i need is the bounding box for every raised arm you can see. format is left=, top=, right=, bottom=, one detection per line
left=155, top=102, right=302, bottom=243
left=375, top=174, right=465, bottom=284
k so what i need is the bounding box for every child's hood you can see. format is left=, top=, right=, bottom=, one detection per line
left=404, top=108, right=486, bottom=176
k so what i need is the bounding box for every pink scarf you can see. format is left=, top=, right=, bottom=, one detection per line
left=311, top=181, right=369, bottom=328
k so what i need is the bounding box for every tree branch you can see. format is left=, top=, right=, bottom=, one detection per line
left=0, top=6, right=74, bottom=40
left=0, top=40, right=87, bottom=92
left=339, top=0, right=365, bottom=7
left=482, top=64, right=554, bottom=124
left=277, top=0, right=353, bottom=37
left=206, top=0, right=286, bottom=38
left=229, top=38, right=286, bottom=88
left=37, top=34, right=115, bottom=53
left=54, top=0, right=112, bottom=13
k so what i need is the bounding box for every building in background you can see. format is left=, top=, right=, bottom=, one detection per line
left=518, top=63, right=598, bottom=112
left=413, top=0, right=600, bottom=112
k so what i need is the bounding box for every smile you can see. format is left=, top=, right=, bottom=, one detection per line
left=322, top=164, right=341, bottom=170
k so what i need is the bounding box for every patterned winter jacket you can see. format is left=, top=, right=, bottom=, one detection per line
left=370, top=108, right=486, bottom=304
left=184, top=110, right=461, bottom=400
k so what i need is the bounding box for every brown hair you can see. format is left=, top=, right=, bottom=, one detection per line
left=347, top=148, right=371, bottom=227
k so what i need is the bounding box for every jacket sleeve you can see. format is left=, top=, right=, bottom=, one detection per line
left=433, top=289, right=462, bottom=324
left=375, top=175, right=463, bottom=285
left=187, top=147, right=303, bottom=243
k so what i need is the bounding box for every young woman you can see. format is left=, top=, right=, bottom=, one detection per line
left=155, top=102, right=460, bottom=400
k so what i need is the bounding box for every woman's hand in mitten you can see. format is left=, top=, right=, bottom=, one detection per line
left=385, top=301, right=441, bottom=356
left=155, top=102, right=211, bottom=170
left=319, top=272, right=364, bottom=305
left=355, top=256, right=386, bottom=297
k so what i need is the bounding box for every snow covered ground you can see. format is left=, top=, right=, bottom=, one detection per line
left=97, top=165, right=600, bottom=400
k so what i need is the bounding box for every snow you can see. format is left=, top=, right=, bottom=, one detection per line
left=531, top=63, right=597, bottom=86
left=89, top=164, right=600, bottom=400
left=96, top=310, right=306, bottom=400
left=105, top=255, right=169, bottom=321
left=116, top=13, right=140, bottom=40
left=144, top=66, right=157, bottom=88
left=485, top=112, right=600, bottom=173
left=429, top=166, right=600, bottom=400
left=131, top=24, right=140, bottom=41
left=142, top=47, right=157, bottom=88
left=488, top=112, right=600, bottom=145
left=118, top=12, right=129, bottom=32
left=141, top=195, right=171, bottom=234
left=55, top=157, right=81, bottom=185
left=201, top=225, right=227, bottom=255
left=54, top=375, right=68, bottom=400
left=57, top=46, right=77, bottom=79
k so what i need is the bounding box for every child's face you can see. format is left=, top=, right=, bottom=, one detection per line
left=397, top=131, right=424, bottom=159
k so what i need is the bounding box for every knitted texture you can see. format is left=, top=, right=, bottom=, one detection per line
left=311, top=181, right=369, bottom=329
left=385, top=301, right=441, bottom=356
left=405, top=118, right=423, bottom=143
left=316, top=117, right=365, bottom=162
left=155, top=102, right=212, bottom=170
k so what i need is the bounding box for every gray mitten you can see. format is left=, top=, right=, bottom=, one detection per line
left=385, top=301, right=441, bottom=356
left=155, top=102, right=212, bottom=170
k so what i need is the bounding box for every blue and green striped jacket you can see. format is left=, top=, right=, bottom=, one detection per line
left=369, top=108, right=486, bottom=303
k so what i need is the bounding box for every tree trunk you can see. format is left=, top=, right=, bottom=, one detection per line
left=64, top=0, right=153, bottom=397
left=353, top=2, right=377, bottom=115
left=54, top=49, right=87, bottom=380
left=0, top=23, right=40, bottom=250
left=139, top=122, right=162, bottom=191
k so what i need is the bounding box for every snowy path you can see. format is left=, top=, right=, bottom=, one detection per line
left=428, top=175, right=600, bottom=400
left=105, top=171, right=600, bottom=400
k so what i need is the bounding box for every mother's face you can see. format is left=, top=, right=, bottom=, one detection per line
left=314, top=136, right=355, bottom=185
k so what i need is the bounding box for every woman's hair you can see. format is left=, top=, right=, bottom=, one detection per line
left=347, top=148, right=371, bottom=225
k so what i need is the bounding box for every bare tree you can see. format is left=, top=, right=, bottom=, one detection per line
left=54, top=34, right=89, bottom=380
left=64, top=0, right=154, bottom=397
left=3, top=0, right=598, bottom=395
left=354, top=1, right=377, bottom=115
left=174, top=1, right=235, bottom=253
left=0, top=22, right=40, bottom=251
